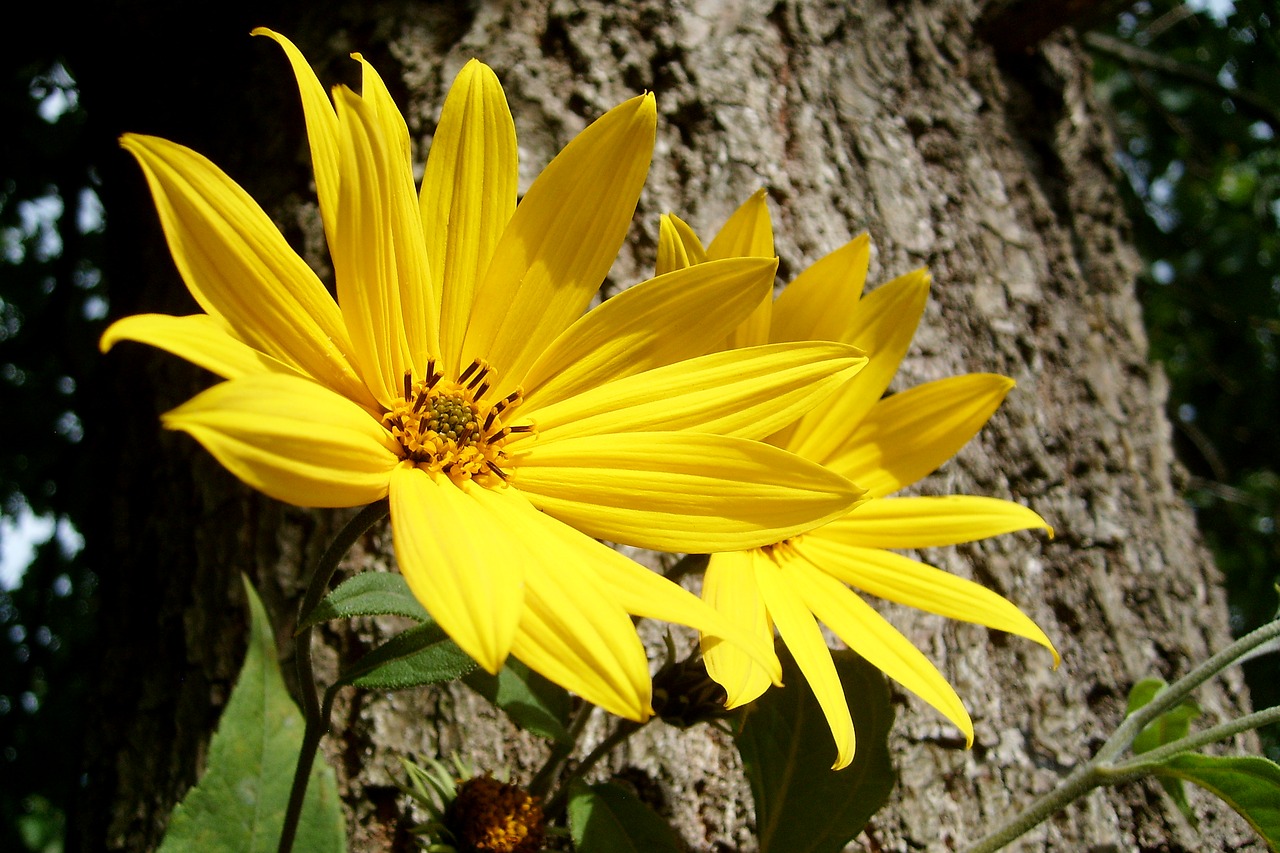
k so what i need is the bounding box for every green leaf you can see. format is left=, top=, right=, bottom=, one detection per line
left=336, top=622, right=476, bottom=690
left=464, top=659, right=572, bottom=743
left=734, top=648, right=895, bottom=853
left=566, top=779, right=684, bottom=853
left=1125, top=677, right=1202, bottom=821
left=158, top=576, right=346, bottom=853
left=1148, top=753, right=1280, bottom=851
left=299, top=571, right=430, bottom=629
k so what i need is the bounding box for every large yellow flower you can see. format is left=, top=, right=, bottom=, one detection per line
left=659, top=191, right=1058, bottom=768
left=101, top=33, right=872, bottom=721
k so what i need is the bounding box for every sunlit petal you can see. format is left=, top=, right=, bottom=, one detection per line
left=513, top=432, right=864, bottom=552
left=824, top=373, right=1015, bottom=497
left=701, top=550, right=776, bottom=709
left=420, top=60, right=518, bottom=376
left=351, top=56, right=438, bottom=374
left=161, top=373, right=398, bottom=507
left=709, top=189, right=775, bottom=350
left=100, top=313, right=301, bottom=381
left=752, top=552, right=856, bottom=769
left=822, top=495, right=1052, bottom=548
left=525, top=512, right=782, bottom=684
left=787, top=548, right=974, bottom=746
left=527, top=342, right=866, bottom=442
left=119, top=134, right=374, bottom=409
left=461, top=95, right=656, bottom=390
left=655, top=212, right=708, bottom=276
left=253, top=28, right=340, bottom=244
left=781, top=269, right=930, bottom=461
left=389, top=466, right=524, bottom=673
left=521, top=258, right=778, bottom=410
left=768, top=234, right=871, bottom=345
left=800, top=534, right=1059, bottom=664
left=331, top=87, right=419, bottom=405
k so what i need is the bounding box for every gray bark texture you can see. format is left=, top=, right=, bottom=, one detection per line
left=70, top=0, right=1259, bottom=851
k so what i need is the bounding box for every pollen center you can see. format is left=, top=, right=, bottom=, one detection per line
left=382, top=358, right=532, bottom=486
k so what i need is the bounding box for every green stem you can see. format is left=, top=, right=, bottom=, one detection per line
left=1106, top=704, right=1280, bottom=781
left=278, top=500, right=389, bottom=853
left=543, top=720, right=643, bottom=821
left=663, top=552, right=709, bottom=585
left=1096, top=618, right=1280, bottom=764
left=961, top=617, right=1280, bottom=853
left=528, top=700, right=595, bottom=800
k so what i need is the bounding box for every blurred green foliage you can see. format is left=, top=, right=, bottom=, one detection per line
left=1091, top=0, right=1280, bottom=754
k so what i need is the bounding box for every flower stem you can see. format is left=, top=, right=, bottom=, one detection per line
left=278, top=500, right=389, bottom=853
left=961, top=617, right=1280, bottom=853
left=528, top=700, right=595, bottom=800
left=542, top=719, right=644, bottom=821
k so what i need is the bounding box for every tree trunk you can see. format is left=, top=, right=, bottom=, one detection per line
left=70, top=0, right=1258, bottom=850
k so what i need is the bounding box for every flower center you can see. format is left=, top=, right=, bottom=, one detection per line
left=382, top=358, right=531, bottom=486
left=447, top=775, right=544, bottom=853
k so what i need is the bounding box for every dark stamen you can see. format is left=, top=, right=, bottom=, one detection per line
left=473, top=380, right=490, bottom=400
left=403, top=371, right=413, bottom=400
left=465, top=364, right=491, bottom=392
left=425, top=358, right=441, bottom=389
left=483, top=408, right=498, bottom=431
left=458, top=358, right=482, bottom=385
left=486, top=461, right=509, bottom=481
left=506, top=424, right=533, bottom=434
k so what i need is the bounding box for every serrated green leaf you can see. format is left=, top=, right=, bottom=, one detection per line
left=299, top=571, right=430, bottom=629
left=158, top=576, right=346, bottom=853
left=566, top=779, right=684, bottom=853
left=1125, top=677, right=1203, bottom=821
left=337, top=622, right=476, bottom=690
left=734, top=649, right=895, bottom=853
left=1149, top=753, right=1280, bottom=851
left=464, top=659, right=572, bottom=743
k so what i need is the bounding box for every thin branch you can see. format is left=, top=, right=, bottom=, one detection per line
left=1084, top=31, right=1280, bottom=129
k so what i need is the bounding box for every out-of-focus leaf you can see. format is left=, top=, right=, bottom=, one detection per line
left=566, top=779, right=683, bottom=853
left=299, top=571, right=429, bottom=629
left=337, top=622, right=476, bottom=690
left=1148, top=753, right=1280, bottom=850
left=465, top=659, right=572, bottom=743
left=157, top=576, right=345, bottom=853
left=734, top=648, right=895, bottom=853
left=1126, top=676, right=1203, bottom=820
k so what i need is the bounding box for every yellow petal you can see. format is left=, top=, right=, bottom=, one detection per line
left=768, top=234, right=871, bottom=345
left=800, top=533, right=1059, bottom=665
left=527, top=342, right=867, bottom=443
left=420, top=60, right=518, bottom=377
left=461, top=94, right=657, bottom=391
left=388, top=466, right=525, bottom=674
left=161, top=373, right=399, bottom=507
left=822, top=495, right=1052, bottom=548
left=520, top=257, right=778, bottom=411
left=655, top=213, right=707, bottom=276
left=350, top=57, right=439, bottom=374
left=331, top=87, right=424, bottom=405
left=119, top=134, right=375, bottom=410
left=752, top=552, right=856, bottom=769
left=709, top=189, right=775, bottom=350
left=252, top=28, right=340, bottom=245
left=707, top=188, right=774, bottom=260
left=100, top=313, right=300, bottom=381
left=701, top=550, right=776, bottom=709
left=781, top=269, right=930, bottom=461
left=824, top=374, right=1015, bottom=498
left=512, top=432, right=864, bottom=552
left=525, top=512, right=783, bottom=685
left=787, top=548, right=974, bottom=747
left=483, top=490, right=658, bottom=719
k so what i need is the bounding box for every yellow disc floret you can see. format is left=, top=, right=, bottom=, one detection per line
left=382, top=358, right=532, bottom=486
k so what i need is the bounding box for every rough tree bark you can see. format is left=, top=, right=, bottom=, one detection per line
left=69, top=0, right=1258, bottom=850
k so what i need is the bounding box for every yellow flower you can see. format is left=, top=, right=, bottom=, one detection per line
left=659, top=191, right=1059, bottom=768
left=100, top=34, right=872, bottom=721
